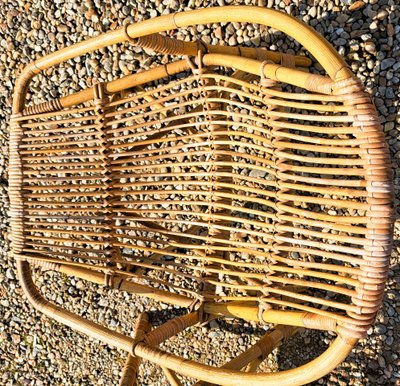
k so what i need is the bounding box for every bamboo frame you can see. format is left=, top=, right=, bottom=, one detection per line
left=10, top=6, right=393, bottom=386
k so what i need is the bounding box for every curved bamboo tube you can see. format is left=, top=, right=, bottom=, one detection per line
left=123, top=7, right=350, bottom=81
left=12, top=6, right=353, bottom=112
left=17, top=257, right=356, bottom=386
left=133, top=335, right=356, bottom=386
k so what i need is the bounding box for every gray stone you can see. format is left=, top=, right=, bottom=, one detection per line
left=381, top=58, right=396, bottom=70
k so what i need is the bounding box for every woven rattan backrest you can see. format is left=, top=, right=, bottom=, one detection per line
left=10, top=11, right=394, bottom=368
left=13, top=56, right=392, bottom=340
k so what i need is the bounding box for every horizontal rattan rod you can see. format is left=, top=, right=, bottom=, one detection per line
left=276, top=132, right=367, bottom=147
left=21, top=130, right=103, bottom=143
left=24, top=220, right=109, bottom=228
left=119, top=312, right=151, bottom=386
left=114, top=203, right=364, bottom=230
left=19, top=145, right=102, bottom=156
left=24, top=174, right=107, bottom=186
left=21, top=114, right=96, bottom=129
left=276, top=225, right=368, bottom=246
left=116, top=211, right=367, bottom=239
left=203, top=278, right=352, bottom=299
left=132, top=32, right=311, bottom=67
left=277, top=173, right=366, bottom=188
left=106, top=72, right=256, bottom=110
left=107, top=74, right=200, bottom=108
left=118, top=231, right=276, bottom=254
left=110, top=140, right=273, bottom=161
left=279, top=183, right=367, bottom=199
left=22, top=183, right=104, bottom=192
left=276, top=152, right=365, bottom=167
left=260, top=86, right=345, bottom=102
left=26, top=254, right=200, bottom=298
left=134, top=219, right=275, bottom=241
left=110, top=160, right=274, bottom=176
left=53, top=260, right=350, bottom=329
left=271, top=256, right=362, bottom=277
left=25, top=227, right=109, bottom=238
left=23, top=168, right=107, bottom=177
left=115, top=243, right=358, bottom=279
left=111, top=183, right=369, bottom=213
left=22, top=124, right=99, bottom=136
left=21, top=153, right=103, bottom=162
left=117, top=225, right=364, bottom=274
left=275, top=246, right=367, bottom=266
left=111, top=180, right=277, bottom=199
left=271, top=265, right=358, bottom=287
left=274, top=218, right=365, bottom=238
left=276, top=236, right=365, bottom=257
left=271, top=120, right=360, bottom=135
left=59, top=59, right=191, bottom=109
left=28, top=52, right=307, bottom=114
left=24, top=208, right=109, bottom=215
left=274, top=141, right=364, bottom=155
left=105, top=107, right=269, bottom=132
left=265, top=288, right=360, bottom=313
left=114, top=244, right=276, bottom=268
left=262, top=97, right=350, bottom=113
left=24, top=201, right=108, bottom=209
left=112, top=193, right=276, bottom=212
left=267, top=277, right=356, bottom=298
left=258, top=298, right=372, bottom=328
left=26, top=235, right=108, bottom=246
left=112, top=176, right=367, bottom=204
left=200, top=53, right=333, bottom=94
left=104, top=87, right=264, bottom=120
left=22, top=242, right=105, bottom=255
left=109, top=133, right=274, bottom=157
left=113, top=194, right=370, bottom=219
left=19, top=136, right=101, bottom=148
left=13, top=105, right=95, bottom=122
left=37, top=256, right=193, bottom=304
left=113, top=209, right=273, bottom=230
left=112, top=172, right=277, bottom=191
left=25, top=255, right=361, bottom=328
left=23, top=161, right=104, bottom=170
left=106, top=119, right=271, bottom=145
left=204, top=300, right=356, bottom=327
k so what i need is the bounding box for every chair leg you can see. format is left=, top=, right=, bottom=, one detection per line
left=119, top=313, right=151, bottom=386
left=193, top=325, right=298, bottom=386
left=162, top=366, right=184, bottom=386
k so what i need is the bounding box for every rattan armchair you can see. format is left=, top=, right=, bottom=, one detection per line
left=10, top=6, right=394, bottom=386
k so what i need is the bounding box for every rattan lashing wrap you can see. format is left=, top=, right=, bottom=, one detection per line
left=10, top=6, right=394, bottom=385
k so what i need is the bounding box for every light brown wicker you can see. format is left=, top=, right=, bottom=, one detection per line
left=10, top=6, right=394, bottom=386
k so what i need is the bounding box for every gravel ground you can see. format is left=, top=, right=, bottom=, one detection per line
left=1, top=0, right=399, bottom=385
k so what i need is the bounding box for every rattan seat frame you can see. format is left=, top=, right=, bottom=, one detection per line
left=10, top=6, right=394, bottom=386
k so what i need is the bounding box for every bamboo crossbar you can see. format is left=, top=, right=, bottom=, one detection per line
left=10, top=5, right=393, bottom=386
